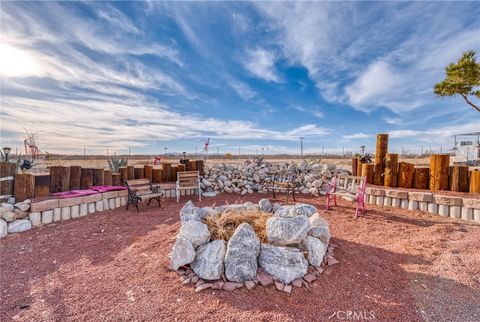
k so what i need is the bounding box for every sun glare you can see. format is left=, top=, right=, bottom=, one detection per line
left=0, top=44, right=45, bottom=77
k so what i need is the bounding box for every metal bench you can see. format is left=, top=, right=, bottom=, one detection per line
left=266, top=171, right=298, bottom=204
left=125, top=179, right=163, bottom=212
left=325, top=175, right=366, bottom=218
left=176, top=171, right=201, bottom=203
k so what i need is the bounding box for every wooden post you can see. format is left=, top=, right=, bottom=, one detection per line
left=144, top=165, right=153, bottom=182
left=127, top=166, right=134, bottom=180
left=397, top=162, right=414, bottom=188
left=384, top=153, right=398, bottom=187
left=413, top=168, right=429, bottom=190
left=14, top=173, right=35, bottom=202
left=104, top=170, right=113, bottom=186
left=470, top=170, right=480, bottom=193
left=34, top=174, right=50, bottom=197
left=93, top=168, right=105, bottom=186
left=196, top=160, right=205, bottom=176
left=50, top=166, right=71, bottom=193
left=69, top=166, right=82, bottom=190
left=429, top=154, right=450, bottom=191
left=162, top=163, right=172, bottom=182
left=170, top=165, right=178, bottom=182
left=134, top=167, right=144, bottom=179
left=152, top=169, right=163, bottom=183
left=374, top=134, right=389, bottom=185
left=112, top=173, right=121, bottom=186
left=0, top=162, right=16, bottom=196
left=119, top=167, right=128, bottom=185
left=189, top=161, right=197, bottom=172
left=177, top=164, right=186, bottom=172
left=449, top=165, right=469, bottom=192
left=80, top=168, right=94, bottom=190
left=361, top=164, right=374, bottom=184
left=351, top=158, right=358, bottom=176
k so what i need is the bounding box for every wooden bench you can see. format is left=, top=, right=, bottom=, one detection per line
left=266, top=171, right=298, bottom=204
left=125, top=179, right=163, bottom=212
left=325, top=175, right=367, bottom=218
left=176, top=171, right=201, bottom=203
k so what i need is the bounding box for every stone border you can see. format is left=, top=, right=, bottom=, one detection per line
left=1, top=185, right=200, bottom=238
left=365, top=187, right=480, bottom=223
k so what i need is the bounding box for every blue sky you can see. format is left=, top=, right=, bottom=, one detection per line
left=1, top=1, right=479, bottom=155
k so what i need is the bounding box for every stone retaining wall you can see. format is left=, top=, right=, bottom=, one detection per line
left=365, top=187, right=480, bottom=223
left=1, top=184, right=199, bottom=238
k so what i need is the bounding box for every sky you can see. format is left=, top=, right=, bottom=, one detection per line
left=1, top=1, right=479, bottom=156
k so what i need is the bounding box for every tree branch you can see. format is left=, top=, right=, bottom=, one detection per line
left=461, top=94, right=480, bottom=112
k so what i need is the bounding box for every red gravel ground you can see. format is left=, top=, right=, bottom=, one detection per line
left=1, top=194, right=480, bottom=322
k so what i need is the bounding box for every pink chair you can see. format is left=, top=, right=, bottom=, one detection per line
left=325, top=175, right=367, bottom=218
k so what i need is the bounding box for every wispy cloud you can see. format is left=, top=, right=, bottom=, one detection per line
left=243, top=48, right=280, bottom=82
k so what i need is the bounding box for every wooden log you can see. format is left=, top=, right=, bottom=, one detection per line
left=413, top=168, right=429, bottom=190
left=177, top=164, right=186, bottom=172
left=69, top=166, right=82, bottom=190
left=127, top=166, right=135, bottom=180
left=0, top=162, right=16, bottom=196
left=470, top=170, right=480, bottom=193
left=162, top=163, right=172, bottom=182
left=80, top=168, right=94, bottom=190
left=119, top=167, right=128, bottom=185
left=104, top=170, right=113, bottom=186
left=152, top=169, right=163, bottom=183
left=92, top=168, right=105, bottom=186
left=14, top=173, right=35, bottom=202
left=429, top=154, right=450, bottom=191
left=196, top=160, right=205, bottom=176
left=34, top=174, right=50, bottom=198
left=112, top=173, right=121, bottom=186
left=50, top=166, right=71, bottom=193
left=397, top=162, right=414, bottom=188
left=134, top=167, right=144, bottom=179
left=384, top=153, right=398, bottom=187
left=170, top=165, right=178, bottom=182
left=351, top=158, right=358, bottom=176
left=374, top=134, right=389, bottom=185
left=189, top=160, right=197, bottom=172
left=144, top=165, right=153, bottom=182
left=449, top=165, right=469, bottom=192
left=361, top=164, right=374, bottom=184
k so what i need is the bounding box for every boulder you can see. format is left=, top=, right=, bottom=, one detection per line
left=0, top=211, right=16, bottom=222
left=7, top=219, right=32, bottom=233
left=0, top=219, right=7, bottom=238
left=303, top=236, right=327, bottom=266
left=15, top=202, right=30, bottom=212
left=258, top=244, right=308, bottom=284
left=309, top=213, right=329, bottom=227
left=267, top=215, right=310, bottom=244
left=274, top=205, right=295, bottom=218
left=258, top=199, right=272, bottom=212
left=170, top=236, right=196, bottom=270
left=294, top=203, right=317, bottom=217
left=180, top=220, right=210, bottom=248
left=191, top=240, right=226, bottom=280
left=224, top=223, right=260, bottom=282
left=180, top=200, right=200, bottom=223
left=202, top=191, right=218, bottom=198
left=1, top=203, right=14, bottom=212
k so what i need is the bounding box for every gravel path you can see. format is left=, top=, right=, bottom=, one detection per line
left=1, top=194, right=479, bottom=321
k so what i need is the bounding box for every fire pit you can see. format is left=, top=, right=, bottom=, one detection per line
left=170, top=199, right=337, bottom=293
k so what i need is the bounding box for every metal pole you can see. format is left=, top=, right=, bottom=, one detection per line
left=129, top=147, right=131, bottom=155
left=300, top=137, right=304, bottom=158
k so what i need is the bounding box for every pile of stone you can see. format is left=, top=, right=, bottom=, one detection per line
left=200, top=158, right=350, bottom=197
left=0, top=198, right=32, bottom=238
left=170, top=199, right=339, bottom=294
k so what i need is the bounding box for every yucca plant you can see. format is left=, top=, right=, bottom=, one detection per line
left=108, top=156, right=128, bottom=173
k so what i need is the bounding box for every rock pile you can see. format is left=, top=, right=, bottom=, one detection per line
left=200, top=159, right=350, bottom=196
left=171, top=199, right=338, bottom=293
left=0, top=199, right=32, bottom=238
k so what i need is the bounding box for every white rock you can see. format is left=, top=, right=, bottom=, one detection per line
left=7, top=219, right=32, bottom=233
left=0, top=219, right=7, bottom=238
left=29, top=212, right=41, bottom=226
left=15, top=202, right=30, bottom=212
left=42, top=210, right=53, bottom=224
left=180, top=220, right=210, bottom=248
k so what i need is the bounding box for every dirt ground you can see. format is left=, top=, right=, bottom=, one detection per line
left=1, top=194, right=480, bottom=322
